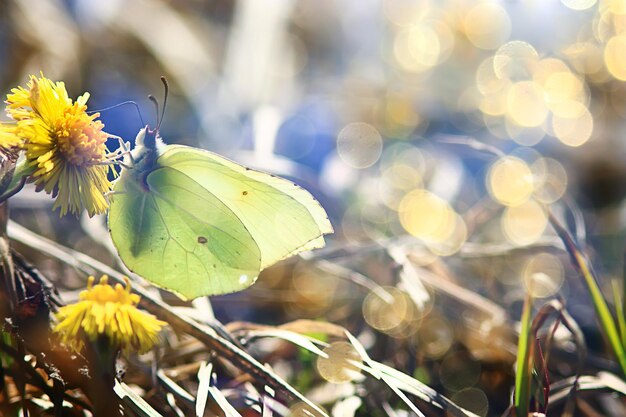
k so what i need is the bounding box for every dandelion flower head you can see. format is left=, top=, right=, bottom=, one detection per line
left=54, top=276, right=166, bottom=354
left=3, top=74, right=113, bottom=216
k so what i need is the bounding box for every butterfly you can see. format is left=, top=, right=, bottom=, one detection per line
left=108, top=99, right=332, bottom=300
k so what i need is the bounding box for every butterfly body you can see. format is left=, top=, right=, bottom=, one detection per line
left=123, top=127, right=161, bottom=190
left=109, top=126, right=332, bottom=299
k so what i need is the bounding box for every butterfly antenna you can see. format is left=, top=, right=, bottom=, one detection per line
left=148, top=94, right=159, bottom=128
left=88, top=101, right=146, bottom=127
left=158, top=76, right=169, bottom=130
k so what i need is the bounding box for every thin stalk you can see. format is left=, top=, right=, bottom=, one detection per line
left=611, top=280, right=626, bottom=349
left=550, top=212, right=626, bottom=376
left=515, top=292, right=534, bottom=417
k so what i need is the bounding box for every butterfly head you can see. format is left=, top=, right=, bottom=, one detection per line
left=128, top=125, right=162, bottom=174
left=135, top=125, right=161, bottom=150
left=135, top=76, right=169, bottom=151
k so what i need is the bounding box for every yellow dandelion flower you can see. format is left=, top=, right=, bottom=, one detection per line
left=4, top=74, right=113, bottom=216
left=0, top=123, right=21, bottom=149
left=54, top=276, right=166, bottom=354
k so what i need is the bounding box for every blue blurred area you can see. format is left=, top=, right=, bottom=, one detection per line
left=274, top=99, right=337, bottom=173
left=87, top=73, right=148, bottom=151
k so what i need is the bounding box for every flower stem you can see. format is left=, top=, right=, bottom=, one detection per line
left=85, top=336, right=121, bottom=417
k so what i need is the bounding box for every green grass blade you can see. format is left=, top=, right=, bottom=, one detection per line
left=550, top=212, right=626, bottom=376
left=515, top=292, right=534, bottom=417
left=612, top=280, right=626, bottom=349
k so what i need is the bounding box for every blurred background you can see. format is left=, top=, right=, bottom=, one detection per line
left=2, top=0, right=626, bottom=416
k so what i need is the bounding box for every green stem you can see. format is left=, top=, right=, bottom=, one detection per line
left=550, top=212, right=626, bottom=376
left=0, top=160, right=33, bottom=202
left=85, top=337, right=121, bottom=417
left=612, top=280, right=626, bottom=349
left=514, top=292, right=534, bottom=417
left=574, top=250, right=626, bottom=375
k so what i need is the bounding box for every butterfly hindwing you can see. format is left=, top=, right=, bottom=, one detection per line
left=109, top=166, right=261, bottom=299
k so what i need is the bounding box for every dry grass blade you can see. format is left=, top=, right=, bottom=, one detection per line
left=196, top=361, right=213, bottom=417
left=8, top=220, right=329, bottom=417
left=548, top=372, right=626, bottom=408
left=208, top=386, right=244, bottom=417
left=344, top=332, right=480, bottom=417
left=156, top=370, right=195, bottom=404
left=114, top=380, right=163, bottom=417
left=331, top=396, right=362, bottom=417
left=435, top=134, right=506, bottom=158
left=244, top=329, right=329, bottom=357
left=528, top=299, right=587, bottom=415
left=314, top=259, right=396, bottom=304
left=388, top=244, right=430, bottom=309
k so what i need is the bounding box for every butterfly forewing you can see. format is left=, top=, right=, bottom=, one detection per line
left=158, top=145, right=333, bottom=269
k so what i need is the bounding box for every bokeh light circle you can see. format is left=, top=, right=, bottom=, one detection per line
left=363, top=287, right=413, bottom=333
left=464, top=3, right=511, bottom=50
left=316, top=341, right=362, bottom=384
left=604, top=35, right=626, bottom=81
left=522, top=253, right=564, bottom=298
left=337, top=122, right=383, bottom=169
left=502, top=199, right=548, bottom=245
left=487, top=157, right=534, bottom=206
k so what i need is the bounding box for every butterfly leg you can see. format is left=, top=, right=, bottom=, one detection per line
left=104, top=190, right=126, bottom=198
left=107, top=134, right=135, bottom=165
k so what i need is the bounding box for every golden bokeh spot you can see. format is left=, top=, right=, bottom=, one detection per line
left=381, top=94, right=423, bottom=137
left=290, top=263, right=337, bottom=315
left=543, top=72, right=585, bottom=106
left=381, top=163, right=423, bottom=191
left=440, top=351, right=482, bottom=392
left=552, top=103, right=594, bottom=146
left=533, top=57, right=571, bottom=85
left=561, top=0, right=597, bottom=11
left=432, top=20, right=455, bottom=65
left=479, top=90, right=509, bottom=117
left=522, top=253, right=564, bottom=298
left=394, top=25, right=442, bottom=72
left=464, top=3, right=511, bottom=50
left=493, top=41, right=538, bottom=81
left=383, top=0, right=430, bottom=26
left=416, top=313, right=454, bottom=359
left=363, top=287, right=413, bottom=333
left=550, top=99, right=589, bottom=118
left=428, top=213, right=467, bottom=256
left=562, top=42, right=604, bottom=75
left=487, top=156, right=534, bottom=207
left=506, top=81, right=548, bottom=127
left=399, top=189, right=456, bottom=244
left=337, top=122, right=383, bottom=169
left=451, top=388, right=489, bottom=417
left=501, top=199, right=547, bottom=246
left=506, top=121, right=545, bottom=146
left=378, top=180, right=407, bottom=211
left=316, top=341, right=362, bottom=384
left=532, top=157, right=568, bottom=203
left=606, top=0, right=626, bottom=15
left=594, top=9, right=614, bottom=43
left=477, top=57, right=511, bottom=95
left=604, top=35, right=626, bottom=81
left=380, top=143, right=426, bottom=173
left=287, top=403, right=326, bottom=417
